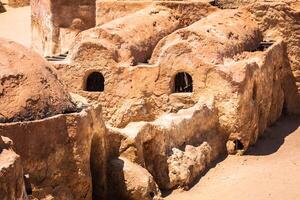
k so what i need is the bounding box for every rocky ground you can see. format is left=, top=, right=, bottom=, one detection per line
left=165, top=115, right=300, bottom=200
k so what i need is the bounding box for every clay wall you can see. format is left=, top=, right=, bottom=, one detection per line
left=106, top=98, right=222, bottom=195
left=54, top=3, right=216, bottom=127
left=96, top=0, right=151, bottom=26
left=31, top=0, right=96, bottom=56
left=0, top=136, right=27, bottom=200
left=101, top=41, right=295, bottom=199
left=31, top=0, right=53, bottom=56
left=205, top=41, right=295, bottom=153
left=0, top=105, right=107, bottom=200
left=246, top=1, right=300, bottom=110
left=55, top=8, right=299, bottom=136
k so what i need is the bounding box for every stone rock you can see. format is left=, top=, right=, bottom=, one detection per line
left=108, top=157, right=162, bottom=200
left=54, top=3, right=216, bottom=128
left=0, top=136, right=27, bottom=200
left=167, top=143, right=212, bottom=188
left=108, top=99, right=222, bottom=190
left=111, top=98, right=155, bottom=128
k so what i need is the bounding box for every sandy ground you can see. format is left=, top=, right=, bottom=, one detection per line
left=0, top=4, right=30, bottom=47
left=165, top=115, right=300, bottom=200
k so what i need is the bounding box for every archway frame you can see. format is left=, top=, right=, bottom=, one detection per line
left=83, top=70, right=105, bottom=92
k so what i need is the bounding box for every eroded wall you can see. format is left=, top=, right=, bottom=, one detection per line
left=0, top=136, right=27, bottom=200
left=246, top=1, right=300, bottom=112
left=0, top=105, right=107, bottom=200
left=55, top=3, right=217, bottom=127
left=205, top=42, right=291, bottom=153
left=105, top=98, right=222, bottom=198
left=31, top=0, right=96, bottom=56
left=39, top=4, right=300, bottom=199
left=96, top=0, right=151, bottom=26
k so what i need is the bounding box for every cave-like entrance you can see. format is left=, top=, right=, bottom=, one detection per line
left=173, top=72, right=193, bottom=93
left=85, top=72, right=104, bottom=92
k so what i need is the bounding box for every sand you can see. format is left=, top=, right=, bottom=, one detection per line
left=165, top=116, right=300, bottom=200
left=0, top=5, right=30, bottom=47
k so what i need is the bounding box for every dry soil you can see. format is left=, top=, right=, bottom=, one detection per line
left=0, top=4, right=30, bottom=47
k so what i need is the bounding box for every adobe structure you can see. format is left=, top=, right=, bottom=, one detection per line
left=1, top=0, right=300, bottom=200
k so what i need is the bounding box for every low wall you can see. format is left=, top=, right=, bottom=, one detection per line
left=96, top=0, right=152, bottom=26
left=107, top=98, right=223, bottom=192
left=205, top=41, right=296, bottom=154
left=0, top=136, right=27, bottom=200
left=246, top=1, right=300, bottom=106
left=0, top=104, right=107, bottom=200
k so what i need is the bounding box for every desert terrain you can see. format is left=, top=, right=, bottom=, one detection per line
left=0, top=1, right=300, bottom=200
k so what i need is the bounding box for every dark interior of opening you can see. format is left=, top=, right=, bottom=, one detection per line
left=24, top=174, right=32, bottom=195
left=208, top=0, right=237, bottom=9
left=234, top=140, right=244, bottom=151
left=85, top=72, right=105, bottom=92
left=45, top=51, right=69, bottom=61
left=149, top=191, right=155, bottom=198
left=209, top=0, right=218, bottom=6
left=282, top=100, right=288, bottom=116
left=250, top=41, right=274, bottom=52
left=174, top=72, right=193, bottom=93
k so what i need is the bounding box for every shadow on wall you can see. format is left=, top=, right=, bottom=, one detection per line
left=246, top=115, right=300, bottom=156
left=0, top=1, right=6, bottom=13
left=107, top=158, right=126, bottom=200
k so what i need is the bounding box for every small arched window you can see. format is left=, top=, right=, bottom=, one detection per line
left=85, top=72, right=104, bottom=92
left=173, top=72, right=193, bottom=93
left=234, top=140, right=244, bottom=151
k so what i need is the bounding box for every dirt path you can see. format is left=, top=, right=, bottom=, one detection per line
left=165, top=116, right=300, bottom=200
left=0, top=5, right=30, bottom=47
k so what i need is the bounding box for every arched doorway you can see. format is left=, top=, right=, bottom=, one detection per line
left=85, top=72, right=104, bottom=92
left=173, top=72, right=193, bottom=93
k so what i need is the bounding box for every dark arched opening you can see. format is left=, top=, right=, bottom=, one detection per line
left=234, top=140, right=244, bottom=151
left=24, top=174, right=32, bottom=195
left=282, top=99, right=288, bottom=116
left=85, top=72, right=104, bottom=92
left=173, top=72, right=193, bottom=93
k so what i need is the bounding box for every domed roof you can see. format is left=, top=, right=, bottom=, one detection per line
left=0, top=38, right=76, bottom=123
